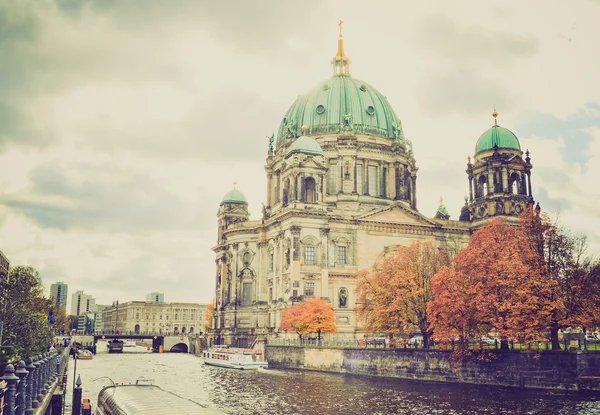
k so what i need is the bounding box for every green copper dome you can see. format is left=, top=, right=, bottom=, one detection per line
left=220, top=189, right=247, bottom=206
left=475, top=125, right=521, bottom=154
left=276, top=75, right=404, bottom=148
left=286, top=135, right=323, bottom=157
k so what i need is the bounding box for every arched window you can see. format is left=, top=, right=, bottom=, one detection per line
left=189, top=327, right=194, bottom=334
left=182, top=327, right=186, bottom=334
left=243, top=251, right=251, bottom=266
left=174, top=326, right=179, bottom=334
left=134, top=324, right=140, bottom=334
left=305, top=177, right=316, bottom=203
left=509, top=172, right=520, bottom=194
left=477, top=175, right=487, bottom=197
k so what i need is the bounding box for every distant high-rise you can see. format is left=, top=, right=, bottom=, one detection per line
left=50, top=281, right=68, bottom=310
left=146, top=291, right=165, bottom=303
left=0, top=249, right=9, bottom=279
left=71, top=290, right=97, bottom=316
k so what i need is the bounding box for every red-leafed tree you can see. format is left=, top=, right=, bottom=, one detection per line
left=519, top=206, right=600, bottom=349
left=281, top=298, right=337, bottom=340
left=355, top=241, right=450, bottom=347
left=428, top=218, right=560, bottom=351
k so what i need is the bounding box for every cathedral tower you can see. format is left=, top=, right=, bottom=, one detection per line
left=464, top=111, right=534, bottom=224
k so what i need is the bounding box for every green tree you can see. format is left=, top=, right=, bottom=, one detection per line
left=0, top=266, right=53, bottom=362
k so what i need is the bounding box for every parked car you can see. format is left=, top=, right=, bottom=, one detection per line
left=480, top=336, right=498, bottom=345
left=584, top=334, right=600, bottom=344
left=408, top=335, right=423, bottom=346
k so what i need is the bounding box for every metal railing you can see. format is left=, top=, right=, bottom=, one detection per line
left=269, top=335, right=600, bottom=352
left=0, top=347, right=70, bottom=415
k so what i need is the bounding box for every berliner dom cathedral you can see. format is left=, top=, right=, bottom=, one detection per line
left=210, top=26, right=535, bottom=347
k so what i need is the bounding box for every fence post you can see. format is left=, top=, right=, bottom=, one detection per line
left=1, top=363, right=19, bottom=415
left=36, top=355, right=44, bottom=405
left=71, top=375, right=82, bottom=415
left=15, top=361, right=28, bottom=415
left=24, top=358, right=34, bottom=415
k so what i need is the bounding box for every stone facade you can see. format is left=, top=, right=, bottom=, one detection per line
left=210, top=36, right=535, bottom=348
left=100, top=301, right=208, bottom=335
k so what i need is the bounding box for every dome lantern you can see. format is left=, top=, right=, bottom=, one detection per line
left=474, top=111, right=521, bottom=154
left=220, top=183, right=248, bottom=206
left=332, top=20, right=350, bottom=76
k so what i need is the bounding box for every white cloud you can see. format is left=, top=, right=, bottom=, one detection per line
left=1, top=0, right=599, bottom=307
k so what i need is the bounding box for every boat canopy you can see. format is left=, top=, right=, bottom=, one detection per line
left=96, top=385, right=225, bottom=415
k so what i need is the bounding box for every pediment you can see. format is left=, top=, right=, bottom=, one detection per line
left=359, top=204, right=438, bottom=226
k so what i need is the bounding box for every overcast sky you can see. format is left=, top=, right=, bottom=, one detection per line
left=1, top=0, right=599, bottom=309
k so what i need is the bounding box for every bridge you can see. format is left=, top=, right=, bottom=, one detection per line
left=68, top=332, right=192, bottom=353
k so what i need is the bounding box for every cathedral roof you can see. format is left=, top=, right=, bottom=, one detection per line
left=275, top=29, right=404, bottom=148
left=286, top=135, right=324, bottom=157
left=475, top=111, right=521, bottom=154
left=220, top=188, right=248, bottom=206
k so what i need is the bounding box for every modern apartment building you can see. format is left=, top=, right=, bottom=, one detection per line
left=145, top=291, right=165, bottom=303
left=50, top=281, right=68, bottom=309
left=71, top=290, right=97, bottom=316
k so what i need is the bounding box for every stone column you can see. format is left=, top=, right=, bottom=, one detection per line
left=363, top=160, right=369, bottom=195
left=468, top=175, right=474, bottom=201
left=527, top=171, right=532, bottom=196
left=353, top=162, right=358, bottom=193
left=320, top=228, right=330, bottom=299
left=502, top=166, right=509, bottom=192
left=257, top=242, right=264, bottom=303
left=487, top=171, right=494, bottom=195
left=394, top=163, right=401, bottom=200
left=387, top=162, right=394, bottom=199
left=410, top=175, right=417, bottom=209
left=266, top=173, right=273, bottom=207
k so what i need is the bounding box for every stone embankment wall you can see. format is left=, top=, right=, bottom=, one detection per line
left=265, top=346, right=600, bottom=391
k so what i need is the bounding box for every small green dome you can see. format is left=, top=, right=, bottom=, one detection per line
left=276, top=75, right=403, bottom=148
left=220, top=189, right=247, bottom=206
left=475, top=125, right=521, bottom=154
left=286, top=135, right=323, bottom=157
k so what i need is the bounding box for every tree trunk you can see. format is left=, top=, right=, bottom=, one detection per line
left=500, top=336, right=510, bottom=350
left=421, top=330, right=430, bottom=348
left=317, top=330, right=321, bottom=341
left=550, top=326, right=561, bottom=350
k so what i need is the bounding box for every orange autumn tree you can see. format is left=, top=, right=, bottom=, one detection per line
left=281, top=298, right=337, bottom=340
left=428, top=218, right=560, bottom=351
left=204, top=302, right=215, bottom=332
left=280, top=301, right=309, bottom=339
left=519, top=206, right=600, bottom=349
left=355, top=241, right=450, bottom=347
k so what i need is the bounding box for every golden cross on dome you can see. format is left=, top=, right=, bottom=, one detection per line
left=233, top=181, right=237, bottom=189
left=339, top=20, right=343, bottom=38
left=439, top=197, right=444, bottom=206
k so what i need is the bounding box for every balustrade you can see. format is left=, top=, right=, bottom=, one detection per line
left=0, top=348, right=70, bottom=415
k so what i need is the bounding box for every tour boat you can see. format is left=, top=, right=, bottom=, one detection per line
left=76, top=349, right=93, bottom=360
left=95, top=381, right=226, bottom=414
left=107, top=339, right=124, bottom=353
left=202, top=348, right=268, bottom=370
left=123, top=340, right=137, bottom=348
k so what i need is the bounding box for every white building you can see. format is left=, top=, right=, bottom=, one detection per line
left=71, top=290, right=97, bottom=316
left=100, top=301, right=208, bottom=335
left=145, top=291, right=165, bottom=303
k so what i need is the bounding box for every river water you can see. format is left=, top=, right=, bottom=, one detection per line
left=64, top=341, right=600, bottom=415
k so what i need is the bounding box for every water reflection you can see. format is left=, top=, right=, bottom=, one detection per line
left=65, top=342, right=599, bottom=415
